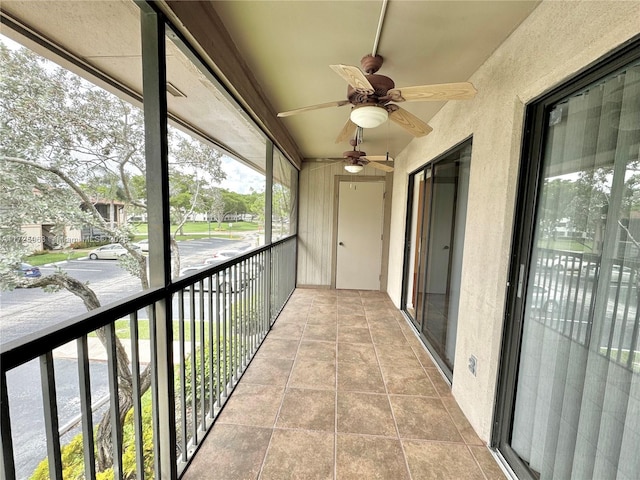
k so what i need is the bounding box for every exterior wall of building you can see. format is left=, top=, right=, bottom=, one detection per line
left=386, top=0, right=640, bottom=441
left=20, top=225, right=45, bottom=253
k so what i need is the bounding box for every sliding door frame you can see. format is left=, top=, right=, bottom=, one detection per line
left=492, top=36, right=640, bottom=479
left=401, top=137, right=472, bottom=380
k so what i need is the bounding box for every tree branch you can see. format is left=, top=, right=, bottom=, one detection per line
left=1, top=155, right=109, bottom=232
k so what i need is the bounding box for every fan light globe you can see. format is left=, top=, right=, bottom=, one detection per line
left=350, top=105, right=388, bottom=128
left=344, top=164, right=364, bottom=174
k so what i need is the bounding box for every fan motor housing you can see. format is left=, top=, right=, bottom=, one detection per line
left=343, top=150, right=365, bottom=160
left=348, top=74, right=395, bottom=104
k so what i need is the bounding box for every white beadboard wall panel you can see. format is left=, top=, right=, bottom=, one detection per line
left=297, top=160, right=386, bottom=286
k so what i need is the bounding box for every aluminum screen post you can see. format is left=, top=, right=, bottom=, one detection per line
left=140, top=5, right=177, bottom=479
left=265, top=141, right=274, bottom=323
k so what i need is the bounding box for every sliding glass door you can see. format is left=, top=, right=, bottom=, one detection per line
left=497, top=45, right=640, bottom=479
left=403, top=141, right=471, bottom=376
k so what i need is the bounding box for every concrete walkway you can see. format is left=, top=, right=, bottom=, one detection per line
left=52, top=337, right=187, bottom=365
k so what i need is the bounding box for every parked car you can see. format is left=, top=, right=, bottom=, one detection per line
left=133, top=239, right=149, bottom=252
left=536, top=253, right=583, bottom=272
left=551, top=255, right=582, bottom=272
left=529, top=285, right=559, bottom=317
left=88, top=243, right=140, bottom=260
left=581, top=262, right=634, bottom=283
left=179, top=264, right=251, bottom=292
left=204, top=250, right=242, bottom=265
left=17, top=263, right=41, bottom=278
left=204, top=254, right=263, bottom=274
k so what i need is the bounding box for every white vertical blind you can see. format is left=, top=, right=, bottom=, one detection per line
left=511, top=62, right=640, bottom=479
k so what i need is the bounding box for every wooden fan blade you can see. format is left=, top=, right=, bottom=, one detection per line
left=389, top=107, right=433, bottom=137
left=335, top=118, right=357, bottom=144
left=363, top=155, right=394, bottom=162
left=387, top=82, right=477, bottom=102
left=330, top=64, right=374, bottom=94
left=278, top=100, right=350, bottom=117
left=365, top=161, right=394, bottom=173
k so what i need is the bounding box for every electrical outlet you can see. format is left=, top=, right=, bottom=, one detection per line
left=468, top=355, right=477, bottom=376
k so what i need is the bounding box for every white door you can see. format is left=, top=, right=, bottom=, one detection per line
left=336, top=181, right=384, bottom=290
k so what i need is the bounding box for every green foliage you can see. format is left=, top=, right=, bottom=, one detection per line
left=121, top=394, right=155, bottom=479
left=176, top=341, right=219, bottom=407
left=29, top=393, right=155, bottom=480
left=30, top=434, right=84, bottom=480
left=68, top=240, right=110, bottom=249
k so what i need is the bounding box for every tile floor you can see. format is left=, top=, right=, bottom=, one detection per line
left=182, top=288, right=507, bottom=480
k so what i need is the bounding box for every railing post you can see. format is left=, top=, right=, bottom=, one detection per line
left=140, top=4, right=177, bottom=479
left=0, top=371, right=16, bottom=480
left=265, top=141, right=274, bottom=323
left=40, top=353, right=63, bottom=480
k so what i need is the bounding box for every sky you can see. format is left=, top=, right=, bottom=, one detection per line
left=219, top=156, right=265, bottom=194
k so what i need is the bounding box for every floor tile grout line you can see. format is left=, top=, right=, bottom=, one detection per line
left=255, top=294, right=310, bottom=480
left=440, top=395, right=480, bottom=445
left=334, top=300, right=340, bottom=480
left=397, top=314, right=447, bottom=397
left=367, top=304, right=415, bottom=480
left=309, top=294, right=341, bottom=479
left=216, top=289, right=496, bottom=479
left=466, top=443, right=492, bottom=480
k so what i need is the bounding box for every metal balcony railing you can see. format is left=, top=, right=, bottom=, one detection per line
left=0, top=236, right=297, bottom=480
left=529, top=248, right=639, bottom=372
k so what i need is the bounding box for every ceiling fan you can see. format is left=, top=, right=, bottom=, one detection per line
left=277, top=54, right=477, bottom=143
left=343, top=137, right=394, bottom=174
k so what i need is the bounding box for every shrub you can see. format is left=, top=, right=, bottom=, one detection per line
left=69, top=240, right=109, bottom=249
left=30, top=392, right=154, bottom=480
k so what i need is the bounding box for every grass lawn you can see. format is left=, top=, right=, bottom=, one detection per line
left=538, top=237, right=594, bottom=252
left=133, top=221, right=261, bottom=235
left=25, top=250, right=89, bottom=266
left=105, top=318, right=210, bottom=341
left=131, top=233, right=243, bottom=241
left=599, top=347, right=640, bottom=373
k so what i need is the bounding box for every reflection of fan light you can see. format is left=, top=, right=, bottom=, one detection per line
left=344, top=164, right=364, bottom=173
left=350, top=105, right=388, bottom=128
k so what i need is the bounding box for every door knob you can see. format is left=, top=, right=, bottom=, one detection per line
left=339, top=242, right=344, bottom=246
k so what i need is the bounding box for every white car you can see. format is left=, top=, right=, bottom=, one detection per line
left=88, top=243, right=140, bottom=260
left=179, top=264, right=251, bottom=292
left=133, top=239, right=149, bottom=252
left=581, top=263, right=634, bottom=284
left=529, top=285, right=560, bottom=317
left=204, top=250, right=242, bottom=265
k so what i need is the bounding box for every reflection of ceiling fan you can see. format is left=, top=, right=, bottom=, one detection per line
left=343, top=137, right=394, bottom=174
left=278, top=54, right=477, bottom=143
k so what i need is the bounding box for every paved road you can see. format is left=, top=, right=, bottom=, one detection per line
left=7, top=358, right=110, bottom=479
left=1, top=236, right=254, bottom=478
left=0, top=237, right=253, bottom=346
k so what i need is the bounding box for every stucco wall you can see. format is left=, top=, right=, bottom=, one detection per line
left=386, top=0, right=640, bottom=441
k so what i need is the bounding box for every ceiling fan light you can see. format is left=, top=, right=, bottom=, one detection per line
left=344, top=164, right=364, bottom=174
left=350, top=105, right=388, bottom=128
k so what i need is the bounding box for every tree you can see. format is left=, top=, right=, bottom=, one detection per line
left=207, top=187, right=227, bottom=230
left=0, top=43, right=225, bottom=473
left=272, top=183, right=292, bottom=236
left=247, top=188, right=266, bottom=227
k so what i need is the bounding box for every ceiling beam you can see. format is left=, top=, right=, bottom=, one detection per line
left=161, top=1, right=303, bottom=169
